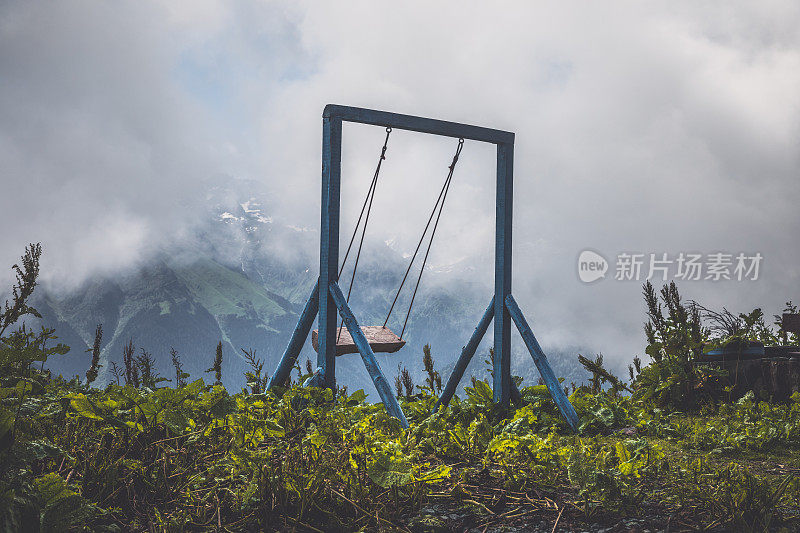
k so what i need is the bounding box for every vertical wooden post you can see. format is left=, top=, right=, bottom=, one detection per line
left=493, top=142, right=514, bottom=407
left=318, top=117, right=342, bottom=390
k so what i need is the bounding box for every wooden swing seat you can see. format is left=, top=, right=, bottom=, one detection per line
left=312, top=326, right=406, bottom=356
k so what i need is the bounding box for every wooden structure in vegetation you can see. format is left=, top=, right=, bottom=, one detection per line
left=266, top=105, right=578, bottom=431
left=694, top=314, right=800, bottom=401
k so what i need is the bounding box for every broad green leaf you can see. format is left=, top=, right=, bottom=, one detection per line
left=368, top=452, right=413, bottom=488
left=68, top=394, right=103, bottom=421
left=0, top=388, right=17, bottom=400
left=348, top=389, right=367, bottom=404
left=163, top=409, right=191, bottom=435
left=209, top=395, right=236, bottom=419
left=20, top=440, right=70, bottom=462
left=415, top=464, right=452, bottom=483
left=262, top=419, right=284, bottom=438
left=34, top=472, right=75, bottom=506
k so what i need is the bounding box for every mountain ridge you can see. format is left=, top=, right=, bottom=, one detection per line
left=28, top=179, right=589, bottom=394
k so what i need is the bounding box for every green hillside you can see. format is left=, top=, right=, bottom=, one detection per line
left=33, top=257, right=300, bottom=389
left=170, top=258, right=287, bottom=326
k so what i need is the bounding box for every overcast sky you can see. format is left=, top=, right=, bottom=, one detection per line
left=2, top=1, right=798, bottom=364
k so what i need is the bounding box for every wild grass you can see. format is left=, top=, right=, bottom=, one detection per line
left=2, top=245, right=799, bottom=531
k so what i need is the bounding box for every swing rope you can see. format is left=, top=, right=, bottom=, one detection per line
left=336, top=129, right=465, bottom=348
left=339, top=127, right=392, bottom=279
left=337, top=127, right=391, bottom=341
left=384, top=138, right=465, bottom=338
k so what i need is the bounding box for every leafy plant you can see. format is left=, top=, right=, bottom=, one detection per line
left=420, top=344, right=442, bottom=395
left=170, top=346, right=188, bottom=388
left=135, top=348, right=167, bottom=389
left=0, top=243, right=42, bottom=338
left=85, top=324, right=102, bottom=386
left=578, top=353, right=631, bottom=395
left=242, top=347, right=267, bottom=395
left=207, top=340, right=223, bottom=384
left=633, top=281, right=707, bottom=408
left=122, top=339, right=138, bottom=388
left=394, top=364, right=414, bottom=399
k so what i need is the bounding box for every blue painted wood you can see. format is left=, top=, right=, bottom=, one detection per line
left=329, top=281, right=409, bottom=428
left=505, top=294, right=579, bottom=432
left=324, top=105, right=514, bottom=145
left=705, top=340, right=764, bottom=358
left=705, top=346, right=765, bottom=357
left=493, top=142, right=514, bottom=407
left=304, top=367, right=324, bottom=388
left=275, top=105, right=531, bottom=417
left=318, top=117, right=342, bottom=389
left=433, top=297, right=494, bottom=412
left=266, top=279, right=320, bottom=390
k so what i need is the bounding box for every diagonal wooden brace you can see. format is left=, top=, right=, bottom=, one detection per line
left=434, top=298, right=494, bottom=412
left=505, top=294, right=579, bottom=432
left=329, top=281, right=409, bottom=429
left=433, top=297, right=523, bottom=412
left=266, top=279, right=320, bottom=390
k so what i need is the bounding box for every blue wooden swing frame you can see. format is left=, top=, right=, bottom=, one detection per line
left=267, top=104, right=578, bottom=431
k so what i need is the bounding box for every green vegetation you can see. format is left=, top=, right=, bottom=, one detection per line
left=172, top=259, right=286, bottom=324
left=206, top=341, right=224, bottom=385
left=1, top=246, right=799, bottom=531
left=84, top=325, right=103, bottom=387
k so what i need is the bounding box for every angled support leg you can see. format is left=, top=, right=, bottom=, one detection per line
left=434, top=298, right=494, bottom=412
left=266, top=279, right=320, bottom=390
left=505, top=294, right=579, bottom=432
left=434, top=297, right=524, bottom=413
left=329, top=281, right=409, bottom=429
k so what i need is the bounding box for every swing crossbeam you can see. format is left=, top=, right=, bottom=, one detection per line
left=267, top=104, right=579, bottom=432
left=324, top=104, right=514, bottom=144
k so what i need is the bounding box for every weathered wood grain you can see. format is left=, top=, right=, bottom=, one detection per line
left=328, top=281, right=409, bottom=428
left=312, top=326, right=405, bottom=356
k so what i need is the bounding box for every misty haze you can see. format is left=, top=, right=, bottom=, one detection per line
left=1, top=2, right=799, bottom=531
